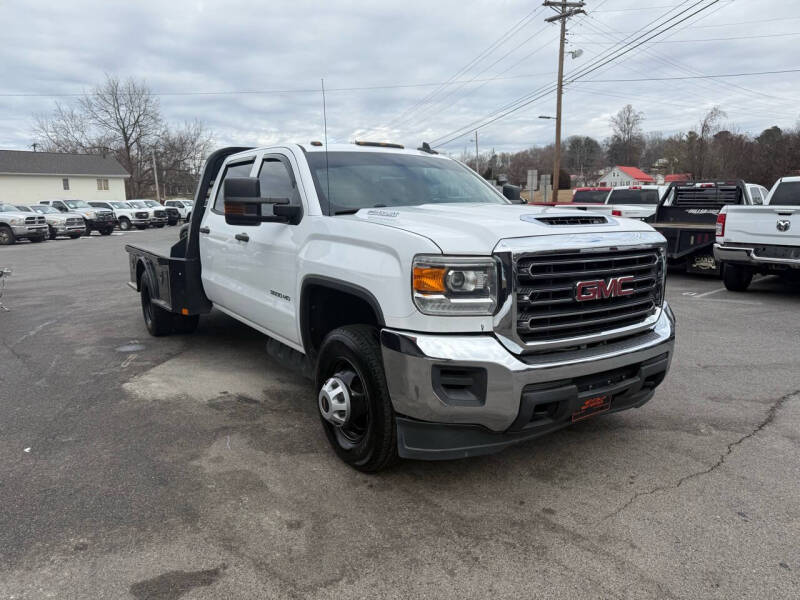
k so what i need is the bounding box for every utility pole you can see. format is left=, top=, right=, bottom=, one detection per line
left=151, top=150, right=161, bottom=203
left=544, top=0, right=584, bottom=202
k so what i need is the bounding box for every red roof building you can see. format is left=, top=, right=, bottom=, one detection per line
left=599, top=166, right=654, bottom=187
left=665, top=173, right=692, bottom=183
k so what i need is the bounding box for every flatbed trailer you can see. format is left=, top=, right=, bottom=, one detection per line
left=649, top=180, right=749, bottom=274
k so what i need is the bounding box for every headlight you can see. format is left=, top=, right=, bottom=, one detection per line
left=8, top=217, right=23, bottom=225
left=412, top=255, right=498, bottom=316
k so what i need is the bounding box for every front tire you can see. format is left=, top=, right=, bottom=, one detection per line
left=70, top=233, right=82, bottom=239
left=140, top=272, right=173, bottom=336
left=100, top=227, right=113, bottom=236
left=316, top=325, right=398, bottom=472
left=156, top=224, right=165, bottom=228
left=119, top=217, right=131, bottom=231
left=722, top=263, right=753, bottom=292
left=48, top=226, right=57, bottom=240
left=29, top=235, right=45, bottom=243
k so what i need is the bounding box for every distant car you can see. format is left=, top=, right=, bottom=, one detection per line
left=571, top=187, right=611, bottom=203
left=0, top=203, right=48, bottom=244
left=88, top=200, right=150, bottom=231
left=128, top=199, right=167, bottom=227
left=164, top=199, right=193, bottom=222
left=604, top=185, right=667, bottom=220
left=26, top=205, right=86, bottom=239
left=38, top=199, right=115, bottom=235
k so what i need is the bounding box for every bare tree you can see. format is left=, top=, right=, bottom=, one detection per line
left=607, top=104, right=645, bottom=165
left=33, top=75, right=213, bottom=199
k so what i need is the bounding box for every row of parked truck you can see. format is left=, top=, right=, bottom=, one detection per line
left=0, top=198, right=194, bottom=245
left=543, top=178, right=799, bottom=288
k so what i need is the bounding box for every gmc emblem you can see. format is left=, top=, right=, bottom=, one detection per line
left=575, top=276, right=635, bottom=301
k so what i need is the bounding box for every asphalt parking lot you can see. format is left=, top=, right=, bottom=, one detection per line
left=1, top=227, right=799, bottom=599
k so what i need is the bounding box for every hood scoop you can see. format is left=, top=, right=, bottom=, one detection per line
left=532, top=215, right=608, bottom=226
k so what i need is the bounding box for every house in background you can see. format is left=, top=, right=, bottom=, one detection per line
left=0, top=149, right=129, bottom=205
left=598, top=166, right=654, bottom=187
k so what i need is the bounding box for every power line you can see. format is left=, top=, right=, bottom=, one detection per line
left=430, top=0, right=722, bottom=147
left=577, top=31, right=800, bottom=44
left=384, top=6, right=545, bottom=128
left=571, top=14, right=800, bottom=32
left=570, top=68, right=800, bottom=82
left=0, top=73, right=556, bottom=98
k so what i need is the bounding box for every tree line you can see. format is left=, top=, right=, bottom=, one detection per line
left=33, top=76, right=212, bottom=199
left=460, top=104, right=800, bottom=189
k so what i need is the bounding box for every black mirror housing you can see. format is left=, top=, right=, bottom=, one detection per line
left=502, top=184, right=524, bottom=203
left=223, top=177, right=298, bottom=225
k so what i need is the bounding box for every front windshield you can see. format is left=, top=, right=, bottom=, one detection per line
left=607, top=189, right=660, bottom=205
left=15, top=206, right=32, bottom=212
left=110, top=202, right=129, bottom=208
left=0, top=204, right=20, bottom=212
left=128, top=201, right=147, bottom=208
left=65, top=200, right=90, bottom=209
left=770, top=182, right=800, bottom=205
left=144, top=200, right=160, bottom=207
left=32, top=205, right=58, bottom=214
left=306, top=151, right=508, bottom=215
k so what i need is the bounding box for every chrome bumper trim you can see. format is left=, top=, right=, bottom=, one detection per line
left=381, top=302, right=675, bottom=432
left=714, top=243, right=800, bottom=267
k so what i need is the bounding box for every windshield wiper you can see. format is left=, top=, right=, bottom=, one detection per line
left=334, top=209, right=360, bottom=215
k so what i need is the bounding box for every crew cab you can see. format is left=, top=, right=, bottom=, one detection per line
left=648, top=180, right=762, bottom=274
left=714, top=176, right=800, bottom=291
left=125, top=143, right=675, bottom=472
left=39, top=199, right=115, bottom=235
left=0, top=203, right=48, bottom=244
left=26, top=205, right=86, bottom=239
left=88, top=200, right=150, bottom=231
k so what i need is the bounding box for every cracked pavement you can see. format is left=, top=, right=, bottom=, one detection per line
left=1, top=228, right=799, bottom=599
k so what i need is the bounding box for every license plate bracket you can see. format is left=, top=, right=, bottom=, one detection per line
left=572, top=395, right=611, bottom=422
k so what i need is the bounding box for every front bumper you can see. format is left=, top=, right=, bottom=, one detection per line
left=381, top=303, right=675, bottom=460
left=714, top=243, right=800, bottom=268
left=11, top=225, right=47, bottom=238
left=53, top=224, right=86, bottom=234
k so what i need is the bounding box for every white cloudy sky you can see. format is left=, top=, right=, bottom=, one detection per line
left=1, top=0, right=798, bottom=155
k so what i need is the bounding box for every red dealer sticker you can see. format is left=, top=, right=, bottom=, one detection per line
left=571, top=395, right=611, bottom=423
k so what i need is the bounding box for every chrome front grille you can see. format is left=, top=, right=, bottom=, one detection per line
left=135, top=211, right=148, bottom=219
left=66, top=217, right=83, bottom=226
left=515, top=247, right=664, bottom=343
left=154, top=210, right=166, bottom=218
left=25, top=216, right=46, bottom=225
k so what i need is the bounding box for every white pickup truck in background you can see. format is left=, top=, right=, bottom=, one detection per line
left=714, top=176, right=800, bottom=291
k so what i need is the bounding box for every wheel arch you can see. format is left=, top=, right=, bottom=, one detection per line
left=299, top=276, right=385, bottom=359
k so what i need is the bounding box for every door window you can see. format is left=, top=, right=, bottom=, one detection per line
left=258, top=157, right=298, bottom=203
left=212, top=159, right=255, bottom=212
left=750, top=187, right=763, bottom=204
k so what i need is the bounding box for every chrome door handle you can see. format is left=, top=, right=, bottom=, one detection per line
left=235, top=233, right=249, bottom=242
left=199, top=226, right=210, bottom=234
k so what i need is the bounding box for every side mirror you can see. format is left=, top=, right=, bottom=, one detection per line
left=223, top=177, right=298, bottom=226
left=502, top=184, right=524, bottom=204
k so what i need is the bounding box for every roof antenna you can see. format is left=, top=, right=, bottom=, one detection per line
left=321, top=78, right=331, bottom=215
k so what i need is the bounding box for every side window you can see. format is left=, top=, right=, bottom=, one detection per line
left=750, top=187, right=763, bottom=204
left=258, top=157, right=298, bottom=204
left=53, top=201, right=66, bottom=211
left=213, top=160, right=255, bottom=212
left=62, top=178, right=70, bottom=190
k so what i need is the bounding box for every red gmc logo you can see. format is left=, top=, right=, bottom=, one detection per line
left=575, top=276, right=635, bottom=301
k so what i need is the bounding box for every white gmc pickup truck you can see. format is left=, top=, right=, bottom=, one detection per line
left=126, top=143, right=675, bottom=471
left=715, top=176, right=800, bottom=291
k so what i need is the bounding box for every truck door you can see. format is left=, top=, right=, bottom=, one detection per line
left=199, top=152, right=304, bottom=348
left=237, top=153, right=304, bottom=346
left=198, top=156, right=257, bottom=319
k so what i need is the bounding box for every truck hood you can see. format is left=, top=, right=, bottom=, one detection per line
left=351, top=203, right=657, bottom=254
